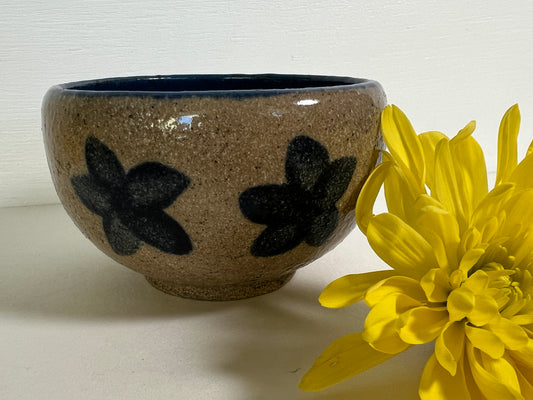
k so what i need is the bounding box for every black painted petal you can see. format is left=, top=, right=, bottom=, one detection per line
left=126, top=162, right=190, bottom=209
left=124, top=210, right=192, bottom=255
left=285, top=136, right=329, bottom=190
left=239, top=184, right=304, bottom=225
left=71, top=174, right=113, bottom=216
left=85, top=136, right=126, bottom=187
left=305, top=207, right=339, bottom=247
left=103, top=216, right=140, bottom=255
left=251, top=224, right=305, bottom=257
left=313, top=156, right=357, bottom=207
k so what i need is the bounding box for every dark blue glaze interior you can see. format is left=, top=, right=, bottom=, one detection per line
left=56, top=74, right=378, bottom=98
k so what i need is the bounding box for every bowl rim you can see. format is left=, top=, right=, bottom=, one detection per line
left=48, top=73, right=382, bottom=98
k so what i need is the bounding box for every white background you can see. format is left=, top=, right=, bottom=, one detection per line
left=2, top=0, right=533, bottom=207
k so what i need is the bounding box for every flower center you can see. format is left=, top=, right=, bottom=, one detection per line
left=445, top=240, right=533, bottom=326
left=480, top=262, right=516, bottom=289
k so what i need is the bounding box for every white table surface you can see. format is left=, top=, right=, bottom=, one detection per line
left=0, top=204, right=434, bottom=400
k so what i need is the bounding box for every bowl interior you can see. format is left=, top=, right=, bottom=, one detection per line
left=61, top=74, right=367, bottom=94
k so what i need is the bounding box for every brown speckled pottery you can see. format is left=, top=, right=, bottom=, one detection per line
left=42, top=74, right=386, bottom=300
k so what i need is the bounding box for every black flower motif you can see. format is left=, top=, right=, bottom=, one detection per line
left=239, top=135, right=357, bottom=257
left=71, top=136, right=193, bottom=256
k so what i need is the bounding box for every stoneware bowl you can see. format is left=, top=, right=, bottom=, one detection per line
left=42, top=74, right=386, bottom=300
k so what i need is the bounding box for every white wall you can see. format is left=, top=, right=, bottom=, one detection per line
left=2, top=0, right=533, bottom=207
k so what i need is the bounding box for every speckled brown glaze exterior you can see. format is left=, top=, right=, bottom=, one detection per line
left=42, top=74, right=386, bottom=300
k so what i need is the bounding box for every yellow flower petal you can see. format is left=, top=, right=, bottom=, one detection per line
left=420, top=268, right=451, bottom=303
left=419, top=353, right=472, bottom=400
left=462, top=270, right=489, bottom=294
left=383, top=163, right=419, bottom=225
left=381, top=105, right=426, bottom=190
left=511, top=314, right=533, bottom=326
left=470, top=183, right=515, bottom=231
left=502, top=189, right=533, bottom=242
left=398, top=306, right=449, bottom=344
left=479, top=216, right=500, bottom=244
left=450, top=129, right=488, bottom=217
left=367, top=213, right=438, bottom=278
left=415, top=204, right=460, bottom=271
left=363, top=320, right=411, bottom=354
left=355, top=160, right=394, bottom=234
left=465, top=324, right=505, bottom=359
left=515, top=362, right=533, bottom=400
left=447, top=289, right=500, bottom=326
left=448, top=287, right=475, bottom=322
left=509, top=154, right=533, bottom=190
left=448, top=271, right=500, bottom=327
left=458, top=231, right=484, bottom=260
left=298, top=332, right=396, bottom=391
left=365, top=275, right=427, bottom=307
left=318, top=270, right=397, bottom=309
left=414, top=192, right=448, bottom=209
left=450, top=120, right=476, bottom=143
left=527, top=138, right=533, bottom=158
left=363, top=293, right=417, bottom=354
left=448, top=273, right=500, bottom=326
left=434, top=128, right=487, bottom=233
left=365, top=320, right=412, bottom=354
left=435, top=321, right=465, bottom=376
left=496, top=104, right=521, bottom=185
left=434, top=138, right=468, bottom=231
left=499, top=189, right=533, bottom=269
left=419, top=131, right=449, bottom=191
left=468, top=295, right=501, bottom=327
left=487, top=318, right=529, bottom=351
left=467, top=344, right=524, bottom=400
left=458, top=248, right=485, bottom=276
left=509, top=338, right=533, bottom=368
left=464, top=356, right=488, bottom=399
left=510, top=234, right=533, bottom=272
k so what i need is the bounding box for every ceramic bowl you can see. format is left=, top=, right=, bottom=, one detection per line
left=42, top=74, right=386, bottom=300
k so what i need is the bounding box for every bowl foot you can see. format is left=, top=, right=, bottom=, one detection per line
left=145, top=272, right=295, bottom=301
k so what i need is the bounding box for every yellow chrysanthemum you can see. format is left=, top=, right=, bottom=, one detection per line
left=299, top=104, right=533, bottom=399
